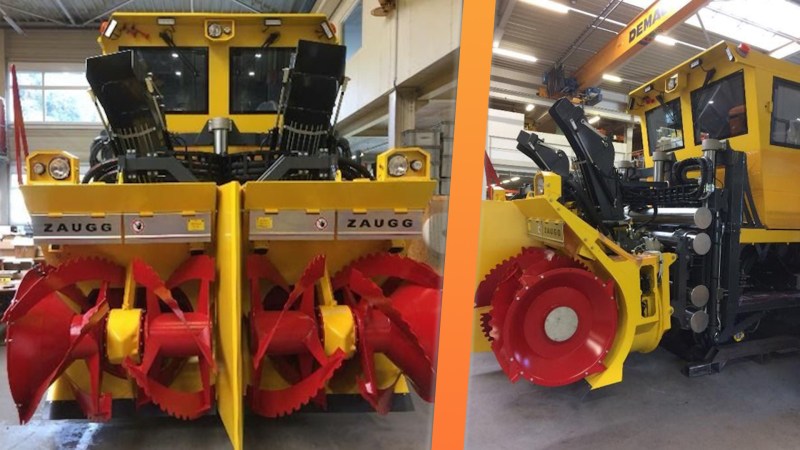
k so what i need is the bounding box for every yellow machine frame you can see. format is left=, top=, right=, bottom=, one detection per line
left=474, top=174, right=674, bottom=389
left=14, top=12, right=440, bottom=450
left=630, top=41, right=800, bottom=233
left=476, top=40, right=800, bottom=391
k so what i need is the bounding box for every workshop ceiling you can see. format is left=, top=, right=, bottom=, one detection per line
left=492, top=0, right=800, bottom=111
left=0, top=0, right=315, bottom=28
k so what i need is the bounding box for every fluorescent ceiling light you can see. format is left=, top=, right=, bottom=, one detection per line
left=770, top=42, right=800, bottom=59
left=510, top=176, right=521, bottom=182
left=175, top=71, right=182, bottom=76
left=525, top=104, right=535, bottom=112
left=248, top=71, right=256, bottom=77
left=602, top=73, right=622, bottom=83
left=684, top=1, right=799, bottom=52
left=171, top=52, right=179, bottom=58
left=500, top=179, right=511, bottom=185
left=654, top=35, right=677, bottom=46
left=493, top=47, right=538, bottom=63
left=588, top=116, right=601, bottom=124
left=520, top=0, right=570, bottom=14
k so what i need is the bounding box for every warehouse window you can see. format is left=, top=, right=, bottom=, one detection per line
left=770, top=77, right=800, bottom=149
left=644, top=98, right=684, bottom=154
left=342, top=1, right=363, bottom=60
left=7, top=64, right=100, bottom=124
left=229, top=47, right=294, bottom=113
left=691, top=70, right=748, bottom=144
left=122, top=47, right=209, bottom=114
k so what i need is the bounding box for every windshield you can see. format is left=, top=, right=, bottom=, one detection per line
left=691, top=70, right=747, bottom=144
left=122, top=46, right=209, bottom=113
left=645, top=97, right=684, bottom=154
left=230, top=48, right=294, bottom=113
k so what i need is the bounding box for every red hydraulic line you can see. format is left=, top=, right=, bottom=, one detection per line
left=9, top=65, right=29, bottom=185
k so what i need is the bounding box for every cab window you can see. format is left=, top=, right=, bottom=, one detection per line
left=770, top=77, right=800, bottom=149
left=229, top=48, right=294, bottom=114
left=121, top=46, right=209, bottom=114
left=644, top=97, right=684, bottom=154
left=690, top=70, right=747, bottom=144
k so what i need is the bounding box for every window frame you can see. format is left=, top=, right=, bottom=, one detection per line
left=342, top=0, right=363, bottom=60
left=644, top=97, right=685, bottom=155
left=228, top=47, right=294, bottom=115
left=690, top=69, right=748, bottom=145
left=770, top=76, right=800, bottom=150
left=7, top=61, right=102, bottom=128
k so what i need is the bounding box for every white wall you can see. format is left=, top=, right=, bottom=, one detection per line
left=486, top=108, right=631, bottom=174
left=330, top=0, right=461, bottom=121
left=486, top=109, right=534, bottom=173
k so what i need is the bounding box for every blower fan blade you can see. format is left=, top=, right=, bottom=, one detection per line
left=246, top=254, right=345, bottom=418
left=478, top=248, right=618, bottom=386
left=3, top=258, right=125, bottom=423
left=332, top=253, right=441, bottom=413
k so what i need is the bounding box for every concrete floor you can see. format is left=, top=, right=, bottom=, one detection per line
left=0, top=347, right=433, bottom=450
left=466, top=348, right=800, bottom=450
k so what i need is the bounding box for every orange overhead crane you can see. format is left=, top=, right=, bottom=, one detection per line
left=542, top=0, right=709, bottom=100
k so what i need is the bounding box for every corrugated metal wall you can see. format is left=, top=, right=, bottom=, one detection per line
left=5, top=29, right=100, bottom=63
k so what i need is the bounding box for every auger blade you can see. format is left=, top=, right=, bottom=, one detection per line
left=331, top=253, right=442, bottom=291
left=4, top=257, right=124, bottom=323
left=339, top=256, right=441, bottom=409
left=125, top=256, right=215, bottom=420
left=248, top=255, right=345, bottom=417
left=6, top=292, right=75, bottom=423
left=475, top=248, right=553, bottom=309
left=4, top=258, right=123, bottom=423
left=249, top=350, right=345, bottom=418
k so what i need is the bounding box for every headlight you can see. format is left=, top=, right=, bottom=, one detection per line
left=208, top=22, right=223, bottom=38
left=410, top=159, right=423, bottom=172
left=32, top=162, right=46, bottom=175
left=387, top=154, right=409, bottom=177
left=535, top=175, right=545, bottom=195
left=48, top=157, right=71, bottom=180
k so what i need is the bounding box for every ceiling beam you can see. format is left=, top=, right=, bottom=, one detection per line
left=489, top=83, right=639, bottom=124
left=573, top=0, right=709, bottom=90
left=232, top=0, right=261, bottom=13
left=81, top=0, right=137, bottom=26
left=54, top=0, right=76, bottom=25
left=0, top=2, right=66, bottom=26
left=491, top=65, right=639, bottom=106
left=0, top=6, right=22, bottom=34
left=492, top=0, right=517, bottom=47
left=418, top=79, right=457, bottom=100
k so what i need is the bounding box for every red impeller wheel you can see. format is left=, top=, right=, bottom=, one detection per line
left=246, top=254, right=345, bottom=418
left=2, top=258, right=126, bottom=423
left=476, top=248, right=618, bottom=386
left=332, top=253, right=442, bottom=414
left=124, top=255, right=216, bottom=420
